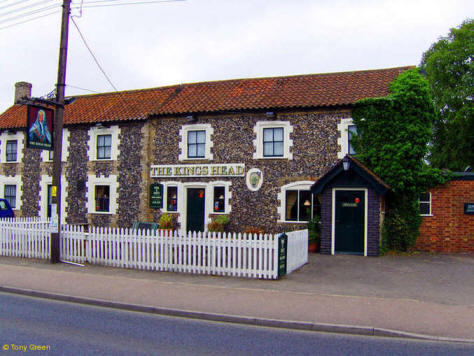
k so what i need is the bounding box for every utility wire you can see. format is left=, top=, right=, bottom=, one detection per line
left=0, top=0, right=56, bottom=18
left=66, top=84, right=100, bottom=93
left=71, top=16, right=118, bottom=92
left=71, top=0, right=185, bottom=9
left=0, top=9, right=58, bottom=30
left=0, top=4, right=59, bottom=24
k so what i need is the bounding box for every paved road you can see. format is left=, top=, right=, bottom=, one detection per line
left=1, top=292, right=473, bottom=356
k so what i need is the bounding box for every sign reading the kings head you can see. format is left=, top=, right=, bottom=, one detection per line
left=150, top=164, right=245, bottom=178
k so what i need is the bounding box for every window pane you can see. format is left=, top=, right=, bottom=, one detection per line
left=285, top=191, right=298, bottom=221
left=196, top=130, right=206, bottom=143
left=196, top=143, right=205, bottom=158
left=299, top=190, right=311, bottom=221
left=214, top=186, right=225, bottom=212
left=273, top=128, right=283, bottom=141
left=167, top=186, right=177, bottom=211
left=104, top=147, right=111, bottom=159
left=104, top=135, right=112, bottom=146
left=348, top=125, right=357, bottom=155
left=419, top=192, right=430, bottom=202
left=188, top=144, right=197, bottom=157
left=6, top=141, right=17, bottom=162
left=95, top=185, right=110, bottom=212
left=273, top=142, right=284, bottom=156
left=188, top=131, right=196, bottom=144
left=263, top=128, right=273, bottom=142
left=420, top=202, right=430, bottom=215
left=4, top=185, right=16, bottom=209
left=263, top=142, right=273, bottom=156
left=49, top=150, right=54, bottom=160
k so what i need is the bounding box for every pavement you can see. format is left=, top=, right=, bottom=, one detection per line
left=0, top=253, right=473, bottom=343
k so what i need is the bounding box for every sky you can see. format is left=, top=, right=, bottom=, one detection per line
left=0, top=0, right=472, bottom=113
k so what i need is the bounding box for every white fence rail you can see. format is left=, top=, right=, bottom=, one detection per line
left=1, top=219, right=308, bottom=279
left=286, top=229, right=308, bottom=274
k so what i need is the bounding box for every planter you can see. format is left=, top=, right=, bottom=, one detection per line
left=308, top=242, right=319, bottom=253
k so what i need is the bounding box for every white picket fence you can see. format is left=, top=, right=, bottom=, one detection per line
left=0, top=218, right=51, bottom=259
left=0, top=219, right=308, bottom=279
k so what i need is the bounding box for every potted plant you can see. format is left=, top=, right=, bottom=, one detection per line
left=307, top=215, right=321, bottom=253
left=207, top=214, right=230, bottom=232
left=158, top=213, right=175, bottom=236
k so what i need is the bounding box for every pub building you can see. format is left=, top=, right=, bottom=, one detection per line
left=0, top=67, right=413, bottom=256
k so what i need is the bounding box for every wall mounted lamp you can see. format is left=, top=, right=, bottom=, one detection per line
left=342, top=156, right=350, bottom=171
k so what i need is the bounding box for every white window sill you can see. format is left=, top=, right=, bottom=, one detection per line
left=420, top=214, right=433, bottom=217
left=90, top=211, right=114, bottom=215
left=180, top=157, right=212, bottom=161
left=92, top=158, right=115, bottom=162
left=278, top=220, right=308, bottom=224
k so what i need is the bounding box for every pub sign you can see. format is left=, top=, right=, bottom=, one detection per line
left=27, top=105, right=54, bottom=150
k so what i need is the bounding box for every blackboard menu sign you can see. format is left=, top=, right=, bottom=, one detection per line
left=150, top=183, right=163, bottom=209
left=278, top=233, right=288, bottom=279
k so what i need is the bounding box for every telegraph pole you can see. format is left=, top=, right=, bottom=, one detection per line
left=51, top=0, right=72, bottom=263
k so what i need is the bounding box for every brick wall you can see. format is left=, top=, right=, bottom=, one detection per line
left=416, top=179, right=474, bottom=253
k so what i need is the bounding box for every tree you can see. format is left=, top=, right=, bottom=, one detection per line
left=420, top=19, right=474, bottom=171
left=352, top=69, right=445, bottom=251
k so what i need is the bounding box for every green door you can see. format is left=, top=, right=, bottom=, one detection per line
left=186, top=188, right=205, bottom=232
left=335, top=190, right=365, bottom=254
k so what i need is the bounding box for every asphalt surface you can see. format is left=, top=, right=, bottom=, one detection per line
left=2, top=292, right=474, bottom=356
left=0, top=253, right=473, bottom=342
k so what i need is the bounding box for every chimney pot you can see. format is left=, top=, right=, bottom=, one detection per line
left=14, top=82, right=32, bottom=104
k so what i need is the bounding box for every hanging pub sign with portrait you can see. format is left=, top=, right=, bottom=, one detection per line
left=26, top=104, right=54, bottom=150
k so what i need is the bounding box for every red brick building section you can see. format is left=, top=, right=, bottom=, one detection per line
left=417, top=174, right=474, bottom=253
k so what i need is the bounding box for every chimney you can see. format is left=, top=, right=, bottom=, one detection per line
left=14, top=82, right=32, bottom=104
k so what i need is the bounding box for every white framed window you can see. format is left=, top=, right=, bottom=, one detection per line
left=419, top=192, right=432, bottom=216
left=179, top=124, right=214, bottom=161
left=277, top=181, right=315, bottom=223
left=87, top=125, right=120, bottom=161
left=337, top=118, right=357, bottom=158
left=0, top=175, right=22, bottom=210
left=41, top=129, right=70, bottom=162
left=39, top=175, right=68, bottom=223
left=0, top=131, right=24, bottom=163
left=86, top=175, right=119, bottom=214
left=160, top=182, right=180, bottom=213
left=253, top=121, right=293, bottom=160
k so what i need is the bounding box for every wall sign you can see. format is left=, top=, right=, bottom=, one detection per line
left=150, top=183, right=163, bottom=209
left=464, top=203, right=474, bottom=215
left=150, top=164, right=245, bottom=178
left=246, top=168, right=263, bottom=191
left=27, top=104, right=54, bottom=150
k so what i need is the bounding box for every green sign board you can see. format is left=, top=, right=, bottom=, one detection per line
left=278, top=233, right=288, bottom=279
left=150, top=183, right=163, bottom=209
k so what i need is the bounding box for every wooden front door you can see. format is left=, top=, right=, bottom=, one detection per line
left=335, top=190, right=365, bottom=254
left=186, top=188, right=205, bottom=232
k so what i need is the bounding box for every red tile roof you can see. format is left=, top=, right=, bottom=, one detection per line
left=0, top=66, right=413, bottom=129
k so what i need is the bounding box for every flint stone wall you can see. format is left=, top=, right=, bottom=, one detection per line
left=151, top=110, right=350, bottom=233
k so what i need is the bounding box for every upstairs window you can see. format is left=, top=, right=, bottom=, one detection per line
left=348, top=125, right=357, bottom=155
left=6, top=140, right=17, bottom=162
left=263, top=128, right=284, bottom=157
left=419, top=192, right=432, bottom=216
left=178, top=124, right=213, bottom=161
left=97, top=134, right=112, bottom=160
left=253, top=121, right=293, bottom=160
left=187, top=130, right=206, bottom=159
left=4, top=184, right=16, bottom=209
